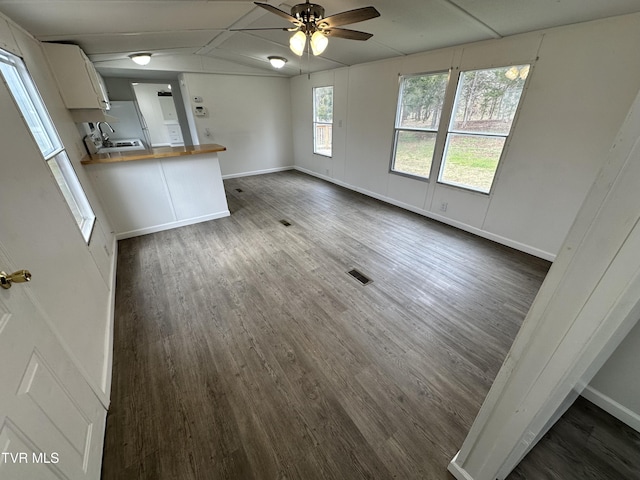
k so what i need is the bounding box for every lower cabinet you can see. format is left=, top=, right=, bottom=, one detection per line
left=85, top=153, right=229, bottom=239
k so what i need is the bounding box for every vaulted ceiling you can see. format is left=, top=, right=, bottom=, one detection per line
left=1, top=0, right=639, bottom=78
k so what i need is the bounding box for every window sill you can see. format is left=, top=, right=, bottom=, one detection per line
left=436, top=180, right=491, bottom=196
left=389, top=169, right=429, bottom=182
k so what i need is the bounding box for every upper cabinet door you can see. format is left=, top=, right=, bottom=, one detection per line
left=42, top=42, right=109, bottom=110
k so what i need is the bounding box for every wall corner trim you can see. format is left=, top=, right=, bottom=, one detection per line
left=448, top=452, right=475, bottom=480
left=99, top=235, right=118, bottom=409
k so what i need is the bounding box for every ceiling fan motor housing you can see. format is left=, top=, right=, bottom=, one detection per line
left=291, top=2, right=325, bottom=25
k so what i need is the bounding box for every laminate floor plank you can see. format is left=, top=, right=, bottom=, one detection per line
left=102, top=170, right=640, bottom=479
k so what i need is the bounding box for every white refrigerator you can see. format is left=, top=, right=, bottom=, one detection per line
left=107, top=101, right=151, bottom=147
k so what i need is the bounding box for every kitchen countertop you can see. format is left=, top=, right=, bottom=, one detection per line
left=81, top=143, right=226, bottom=165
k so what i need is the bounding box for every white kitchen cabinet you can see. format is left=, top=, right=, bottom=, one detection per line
left=85, top=151, right=229, bottom=239
left=42, top=42, right=110, bottom=110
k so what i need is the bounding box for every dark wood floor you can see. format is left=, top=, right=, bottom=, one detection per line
left=102, top=170, right=640, bottom=479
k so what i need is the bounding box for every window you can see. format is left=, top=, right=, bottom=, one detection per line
left=0, top=48, right=95, bottom=242
left=439, top=65, right=529, bottom=193
left=390, top=64, right=530, bottom=193
left=391, top=72, right=448, bottom=178
left=313, top=86, right=333, bottom=156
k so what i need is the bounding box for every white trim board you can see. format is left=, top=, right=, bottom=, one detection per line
left=115, top=210, right=230, bottom=240
left=293, top=166, right=556, bottom=262
left=222, top=165, right=294, bottom=180
left=448, top=452, right=475, bottom=480
left=100, top=234, right=118, bottom=408
left=581, top=386, right=640, bottom=433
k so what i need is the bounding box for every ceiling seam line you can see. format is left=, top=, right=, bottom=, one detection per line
left=437, top=0, right=503, bottom=39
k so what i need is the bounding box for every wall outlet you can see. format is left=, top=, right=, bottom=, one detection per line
left=440, top=202, right=448, bottom=212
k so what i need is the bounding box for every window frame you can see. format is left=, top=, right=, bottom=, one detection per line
left=0, top=48, right=96, bottom=242
left=390, top=70, right=450, bottom=181
left=437, top=64, right=531, bottom=194
left=389, top=63, right=532, bottom=195
left=312, top=85, right=333, bottom=158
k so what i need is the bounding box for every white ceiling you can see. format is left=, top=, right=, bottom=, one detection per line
left=1, top=0, right=639, bottom=78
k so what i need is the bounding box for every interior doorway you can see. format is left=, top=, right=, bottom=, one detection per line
left=132, top=82, right=185, bottom=147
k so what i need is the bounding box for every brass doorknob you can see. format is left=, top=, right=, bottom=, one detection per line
left=0, top=270, right=32, bottom=289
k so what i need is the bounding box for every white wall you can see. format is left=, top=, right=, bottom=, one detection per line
left=291, top=13, right=640, bottom=429
left=179, top=73, right=294, bottom=177
left=291, top=14, right=640, bottom=261
left=0, top=14, right=115, bottom=402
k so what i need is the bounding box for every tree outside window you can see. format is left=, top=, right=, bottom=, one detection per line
left=439, top=65, right=529, bottom=193
left=313, top=86, right=333, bottom=157
left=391, top=72, right=448, bottom=178
left=390, top=64, right=530, bottom=194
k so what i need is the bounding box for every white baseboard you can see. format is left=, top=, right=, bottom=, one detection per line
left=448, top=452, right=475, bottom=480
left=115, top=211, right=230, bottom=240
left=293, top=166, right=556, bottom=262
left=581, top=386, right=640, bottom=433
left=222, top=165, right=294, bottom=179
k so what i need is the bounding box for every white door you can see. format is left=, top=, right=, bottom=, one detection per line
left=0, top=247, right=105, bottom=479
left=0, top=58, right=106, bottom=478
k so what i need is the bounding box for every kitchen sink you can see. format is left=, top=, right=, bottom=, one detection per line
left=98, top=138, right=146, bottom=153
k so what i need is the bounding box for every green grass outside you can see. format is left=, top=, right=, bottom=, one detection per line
left=394, top=133, right=504, bottom=192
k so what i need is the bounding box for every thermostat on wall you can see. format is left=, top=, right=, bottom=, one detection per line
left=194, top=106, right=207, bottom=116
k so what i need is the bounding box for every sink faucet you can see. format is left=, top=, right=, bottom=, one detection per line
left=96, top=122, right=115, bottom=144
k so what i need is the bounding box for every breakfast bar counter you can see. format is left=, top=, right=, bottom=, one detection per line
left=82, top=143, right=229, bottom=239
left=80, top=143, right=227, bottom=165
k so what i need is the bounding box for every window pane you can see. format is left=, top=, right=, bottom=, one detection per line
left=1, top=48, right=95, bottom=242
left=440, top=134, right=505, bottom=193
left=451, top=65, right=529, bottom=135
left=0, top=58, right=60, bottom=158
left=397, top=73, right=448, bottom=130
left=47, top=156, right=83, bottom=226
left=313, top=86, right=333, bottom=123
left=314, top=124, right=332, bottom=156
left=313, top=86, right=333, bottom=156
left=392, top=130, right=436, bottom=178
left=47, top=152, right=95, bottom=241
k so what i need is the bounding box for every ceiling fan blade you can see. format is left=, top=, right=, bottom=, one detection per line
left=323, top=28, right=373, bottom=41
left=320, top=6, right=380, bottom=28
left=230, top=27, right=291, bottom=32
left=254, top=2, right=300, bottom=24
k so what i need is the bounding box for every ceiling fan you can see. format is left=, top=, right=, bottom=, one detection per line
left=235, top=1, right=381, bottom=57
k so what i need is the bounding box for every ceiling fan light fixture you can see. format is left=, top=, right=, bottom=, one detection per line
left=505, top=66, right=519, bottom=80
left=289, top=31, right=306, bottom=56
left=310, top=31, right=328, bottom=55
left=129, top=53, right=152, bottom=66
left=268, top=56, right=288, bottom=69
